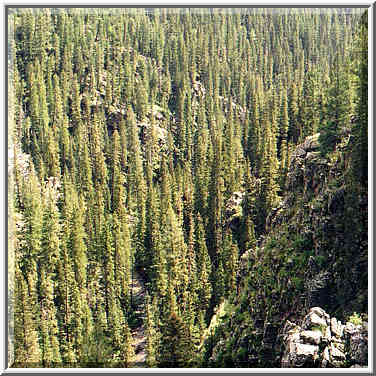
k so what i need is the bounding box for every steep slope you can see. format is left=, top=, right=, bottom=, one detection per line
left=201, top=130, right=368, bottom=367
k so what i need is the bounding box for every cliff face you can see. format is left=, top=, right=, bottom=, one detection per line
left=201, top=130, right=368, bottom=367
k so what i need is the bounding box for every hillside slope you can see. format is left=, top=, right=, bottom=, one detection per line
left=201, top=129, right=368, bottom=367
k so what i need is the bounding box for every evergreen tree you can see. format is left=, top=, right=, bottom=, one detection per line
left=145, top=295, right=158, bottom=367
left=120, top=322, right=135, bottom=367
left=39, top=266, right=62, bottom=366
left=319, top=56, right=351, bottom=156
left=13, top=264, right=42, bottom=367
left=352, top=13, right=368, bottom=185
left=10, top=8, right=366, bottom=369
left=158, top=286, right=195, bottom=367
left=195, top=214, right=212, bottom=316
left=279, top=89, right=290, bottom=190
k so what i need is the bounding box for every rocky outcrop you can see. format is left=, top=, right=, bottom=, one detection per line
left=281, top=307, right=368, bottom=368
left=265, top=132, right=367, bottom=316
left=224, top=191, right=244, bottom=230
left=266, top=133, right=326, bottom=232
left=202, top=131, right=367, bottom=368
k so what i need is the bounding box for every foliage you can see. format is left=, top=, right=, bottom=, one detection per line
left=348, top=312, right=362, bottom=326
left=9, top=7, right=367, bottom=368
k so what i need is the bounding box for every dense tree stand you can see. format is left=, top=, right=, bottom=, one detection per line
left=9, top=7, right=367, bottom=368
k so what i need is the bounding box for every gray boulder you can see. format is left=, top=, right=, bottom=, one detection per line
left=281, top=307, right=368, bottom=368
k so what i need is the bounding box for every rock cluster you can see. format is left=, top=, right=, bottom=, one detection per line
left=281, top=307, right=368, bottom=368
left=290, top=133, right=320, bottom=164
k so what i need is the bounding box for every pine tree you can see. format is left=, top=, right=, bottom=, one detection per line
left=144, top=183, right=160, bottom=285
left=195, top=214, right=212, bottom=315
left=279, top=89, right=290, bottom=190
left=126, top=107, right=146, bottom=268
left=120, top=322, right=135, bottom=367
left=145, top=295, right=158, bottom=367
left=193, top=106, right=210, bottom=218
left=135, top=82, right=149, bottom=120
left=222, top=230, right=239, bottom=297
left=207, top=128, right=224, bottom=268
left=39, top=266, right=62, bottom=366
left=70, top=194, right=88, bottom=288
left=13, top=264, right=42, bottom=367
left=158, top=285, right=195, bottom=367
left=110, top=130, right=126, bottom=214
left=319, top=56, right=351, bottom=156
left=113, top=216, right=132, bottom=310
left=352, top=12, right=368, bottom=185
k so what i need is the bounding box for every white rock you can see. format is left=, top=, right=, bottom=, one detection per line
left=333, top=341, right=345, bottom=352
left=304, top=312, right=328, bottom=329
left=322, top=346, right=330, bottom=367
left=331, top=317, right=344, bottom=338
left=295, top=343, right=319, bottom=357
left=288, top=330, right=301, bottom=343
left=330, top=342, right=346, bottom=359
left=301, top=330, right=322, bottom=345
left=310, top=307, right=330, bottom=320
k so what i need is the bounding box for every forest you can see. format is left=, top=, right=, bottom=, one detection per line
left=8, top=7, right=368, bottom=368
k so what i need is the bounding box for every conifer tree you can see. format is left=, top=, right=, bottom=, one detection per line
left=91, top=112, right=108, bottom=187
left=120, top=321, right=135, bottom=367
left=144, top=183, right=160, bottom=285
left=207, top=129, right=224, bottom=267
left=110, top=130, right=126, bottom=214
left=158, top=285, right=195, bottom=367
left=222, top=230, right=239, bottom=297
left=193, top=106, right=210, bottom=218
left=70, top=194, right=88, bottom=288
left=300, top=69, right=319, bottom=137
left=113, top=216, right=132, bottom=310
left=288, top=82, right=300, bottom=144
left=145, top=295, right=158, bottom=367
left=10, top=8, right=366, bottom=369
left=279, top=89, right=290, bottom=190
left=13, top=264, right=42, bottom=367
left=195, top=214, right=212, bottom=315
left=135, top=82, right=149, bottom=121
left=126, top=107, right=146, bottom=265
left=319, top=56, right=351, bottom=156
left=352, top=12, right=368, bottom=185
left=39, top=266, right=62, bottom=366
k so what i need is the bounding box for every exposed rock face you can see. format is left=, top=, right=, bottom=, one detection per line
left=281, top=307, right=368, bottom=368
left=344, top=321, right=368, bottom=366
left=265, top=132, right=367, bottom=316
left=302, top=307, right=330, bottom=329
left=224, top=191, right=245, bottom=230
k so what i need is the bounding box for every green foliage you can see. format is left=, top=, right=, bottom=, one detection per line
left=348, top=312, right=362, bottom=326
left=9, top=7, right=367, bottom=369
left=319, top=120, right=340, bottom=156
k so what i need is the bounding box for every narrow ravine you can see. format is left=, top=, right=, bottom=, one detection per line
left=129, top=270, right=147, bottom=367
